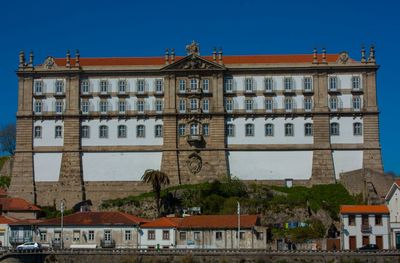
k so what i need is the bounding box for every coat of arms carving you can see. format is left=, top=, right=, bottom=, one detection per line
left=187, top=153, right=202, bottom=174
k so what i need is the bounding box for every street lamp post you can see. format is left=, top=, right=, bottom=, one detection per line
left=60, top=200, right=64, bottom=250
left=237, top=201, right=240, bottom=249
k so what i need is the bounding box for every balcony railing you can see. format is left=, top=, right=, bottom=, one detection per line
left=187, top=135, right=203, bottom=144
left=100, top=239, right=115, bottom=248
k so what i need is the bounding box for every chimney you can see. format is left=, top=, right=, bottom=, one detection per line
left=170, top=48, right=175, bottom=63
left=312, top=48, right=318, bottom=64
left=164, top=48, right=169, bottom=65
left=66, top=50, right=71, bottom=67
left=213, top=47, right=217, bottom=61
left=321, top=48, right=327, bottom=64
left=218, top=48, right=223, bottom=65
left=28, top=51, right=34, bottom=67
left=361, top=46, right=366, bottom=63
left=75, top=49, right=80, bottom=67
left=368, top=45, right=376, bottom=63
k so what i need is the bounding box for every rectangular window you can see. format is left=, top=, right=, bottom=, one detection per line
left=245, top=99, right=253, bottom=112
left=34, top=126, right=42, bottom=138
left=55, top=100, right=63, bottom=114
left=137, top=79, right=145, bottom=93
left=55, top=80, right=64, bottom=94
left=329, top=97, right=338, bottom=111
left=81, top=100, right=89, bottom=114
left=264, top=78, right=273, bottom=92
left=190, top=98, right=198, bottom=111
left=352, top=76, right=361, bottom=91
left=104, top=230, right=111, bottom=241
left=148, top=230, right=155, bottom=240
left=162, top=230, right=170, bottom=240
left=202, top=124, right=209, bottom=136
left=256, top=232, right=264, bottom=240
left=178, top=124, right=186, bottom=136
left=194, top=231, right=200, bottom=241
left=118, top=125, right=127, bottom=138
left=304, top=123, right=313, bottom=136
left=215, top=232, right=222, bottom=240
left=353, top=96, right=361, bottom=111
left=285, top=97, right=293, bottom=112
left=329, top=76, right=337, bottom=91
left=82, top=126, right=90, bottom=139
left=125, top=230, right=132, bottom=240
left=265, top=124, right=274, bottom=137
left=118, top=80, right=127, bottom=94
left=303, top=77, right=312, bottom=92
left=202, top=99, right=209, bottom=113
left=245, top=124, right=254, bottom=136
left=224, top=78, right=233, bottom=92
left=202, top=79, right=209, bottom=92
left=179, top=79, right=186, bottom=93
left=137, top=100, right=144, bottom=113
left=179, top=232, right=186, bottom=240
left=179, top=99, right=186, bottom=113
left=155, top=125, right=163, bottom=138
left=156, top=100, right=163, bottom=113
left=353, top=122, right=363, bottom=136
left=155, top=79, right=163, bottom=93
left=362, top=215, right=369, bottom=226
left=34, top=81, right=43, bottom=94
left=304, top=98, right=313, bottom=112
left=244, top=78, right=254, bottom=92
left=284, top=77, right=293, bottom=91
left=100, top=80, right=108, bottom=93
left=54, top=231, right=61, bottom=241
left=285, top=124, right=294, bottom=136
left=118, top=100, right=126, bottom=113
left=265, top=98, right=273, bottom=112
left=40, top=232, right=47, bottom=241
left=225, top=99, right=233, bottom=112
left=88, top=230, right=95, bottom=241
left=190, top=79, right=198, bottom=91
left=81, top=80, right=90, bottom=94
left=35, top=100, right=42, bottom=114
left=375, top=214, right=382, bottom=225
left=99, top=126, right=108, bottom=138
left=239, top=232, right=245, bottom=240
left=348, top=215, right=356, bottom=226
left=100, top=101, right=108, bottom=114
left=73, top=230, right=80, bottom=241
left=227, top=124, right=235, bottom=137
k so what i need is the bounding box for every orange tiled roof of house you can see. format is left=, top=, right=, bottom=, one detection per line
left=52, top=54, right=350, bottom=67
left=395, top=179, right=400, bottom=187
left=0, top=197, right=40, bottom=212
left=141, top=217, right=183, bottom=228
left=340, top=205, right=389, bottom=214
left=35, top=211, right=148, bottom=226
left=179, top=215, right=259, bottom=229
left=0, top=215, right=18, bottom=224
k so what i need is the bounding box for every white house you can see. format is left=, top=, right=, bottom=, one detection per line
left=385, top=179, right=400, bottom=249
left=0, top=215, right=18, bottom=247
left=139, top=217, right=182, bottom=249
left=340, top=205, right=390, bottom=250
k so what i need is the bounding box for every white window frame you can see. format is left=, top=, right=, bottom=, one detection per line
left=99, top=101, right=108, bottom=114
left=264, top=77, right=273, bottom=92
left=118, top=80, right=127, bottom=94
left=125, top=230, right=132, bottom=241
left=178, top=124, right=186, bottom=136
left=179, top=79, right=186, bottom=93
left=55, top=80, right=64, bottom=94
left=352, top=76, right=361, bottom=91
left=304, top=97, right=313, bottom=112
left=88, top=230, right=95, bottom=241
left=245, top=123, right=254, bottom=137
left=137, top=100, right=144, bottom=113
left=284, top=77, right=293, bottom=92
left=202, top=99, right=209, bottom=113
left=225, top=99, right=233, bottom=112
left=82, top=125, right=90, bottom=139
left=284, top=123, right=294, bottom=137
left=224, top=78, right=233, bottom=93
left=303, top=77, right=312, bottom=92
left=137, top=79, right=145, bottom=93
left=55, top=100, right=63, bottom=114
left=100, top=80, right=108, bottom=94
left=81, top=80, right=90, bottom=94
left=304, top=123, right=313, bottom=136
left=118, top=125, right=127, bottom=138
left=155, top=79, right=163, bottom=93
left=136, top=125, right=145, bottom=138
left=99, top=125, right=108, bottom=138
left=329, top=97, right=338, bottom=111
left=190, top=98, right=198, bottom=111
left=329, top=76, right=338, bottom=91
left=34, top=80, right=43, bottom=95
left=284, top=97, right=293, bottom=112
left=55, top=126, right=63, bottom=138
left=179, top=99, right=186, bottom=113
left=81, top=100, right=89, bottom=114
left=353, top=96, right=361, bottom=111
left=330, top=122, right=340, bottom=136
left=202, top=79, right=209, bottom=92
left=265, top=124, right=274, bottom=137
left=190, top=79, right=198, bottom=91
left=244, top=78, right=254, bottom=92
left=155, top=125, right=163, bottom=138
left=202, top=123, right=209, bottom=136
left=227, top=124, right=235, bottom=137
left=190, top=123, right=199, bottom=135
left=353, top=122, right=363, bottom=136
left=155, top=100, right=163, bottom=113
left=34, top=126, right=42, bottom=138
left=245, top=99, right=253, bottom=112
left=34, top=100, right=42, bottom=114
left=265, top=98, right=273, bottom=112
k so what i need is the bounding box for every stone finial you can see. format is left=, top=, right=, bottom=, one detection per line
left=321, top=48, right=327, bottom=64
left=164, top=48, right=169, bottom=65
left=185, top=40, right=200, bottom=56
left=75, top=49, right=80, bottom=67
left=66, top=50, right=71, bottom=67
left=28, top=50, right=34, bottom=67
left=218, top=48, right=223, bottom=64
left=19, top=51, right=25, bottom=68
left=368, top=45, right=376, bottom=63
left=312, top=48, right=318, bottom=64
left=171, top=48, right=175, bottom=63
left=213, top=47, right=217, bottom=61
left=361, top=46, right=366, bottom=63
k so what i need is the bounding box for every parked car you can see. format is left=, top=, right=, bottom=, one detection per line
left=16, top=242, right=41, bottom=251
left=358, top=244, right=379, bottom=251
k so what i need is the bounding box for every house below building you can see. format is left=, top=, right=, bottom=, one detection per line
left=0, top=197, right=41, bottom=219
left=340, top=205, right=390, bottom=250
left=385, top=179, right=400, bottom=249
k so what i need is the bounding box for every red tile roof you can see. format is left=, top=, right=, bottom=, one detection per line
left=51, top=54, right=350, bottom=67
left=0, top=198, right=40, bottom=212
left=35, top=211, right=148, bottom=226
left=0, top=215, right=18, bottom=224
left=179, top=215, right=259, bottom=229
left=141, top=217, right=182, bottom=228
left=395, top=179, right=400, bottom=187
left=340, top=205, right=389, bottom=214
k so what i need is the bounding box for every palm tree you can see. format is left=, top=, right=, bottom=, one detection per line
left=141, top=169, right=170, bottom=217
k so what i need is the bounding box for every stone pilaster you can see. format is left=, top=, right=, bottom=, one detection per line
left=57, top=75, right=85, bottom=209
left=363, top=115, right=383, bottom=173
left=9, top=75, right=35, bottom=203
left=310, top=73, right=335, bottom=184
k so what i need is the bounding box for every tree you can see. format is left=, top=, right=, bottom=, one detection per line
left=141, top=169, right=170, bottom=217
left=0, top=123, right=16, bottom=155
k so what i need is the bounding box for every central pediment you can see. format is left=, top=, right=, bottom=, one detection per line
left=161, top=54, right=226, bottom=72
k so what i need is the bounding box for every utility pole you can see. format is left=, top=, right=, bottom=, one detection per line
left=61, top=200, right=64, bottom=250
left=237, top=201, right=240, bottom=249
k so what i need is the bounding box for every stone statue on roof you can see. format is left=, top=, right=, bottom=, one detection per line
left=186, top=40, right=200, bottom=56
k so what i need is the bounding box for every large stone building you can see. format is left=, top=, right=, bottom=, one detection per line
left=9, top=42, right=383, bottom=208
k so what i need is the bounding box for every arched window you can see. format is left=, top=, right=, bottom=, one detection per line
left=284, top=97, right=293, bottom=112
left=178, top=124, right=186, bottom=136
left=329, top=97, right=338, bottom=111
left=99, top=125, right=108, bottom=138
left=330, top=122, right=340, bottom=136
left=352, top=96, right=361, bottom=111
left=265, top=124, right=274, bottom=137
left=34, top=100, right=42, bottom=114
left=136, top=125, right=145, bottom=138
left=353, top=122, right=363, bottom=136
left=81, top=126, right=90, bottom=139
left=304, top=123, right=313, bottom=136
left=118, top=80, right=127, bottom=93
left=245, top=124, right=254, bottom=136
left=285, top=123, right=294, bottom=136
left=190, top=123, right=198, bottom=135
left=55, top=126, right=63, bottom=138
left=118, top=125, right=127, bottom=138
left=34, top=126, right=42, bottom=139
left=155, top=125, right=163, bottom=138
left=227, top=124, right=235, bottom=137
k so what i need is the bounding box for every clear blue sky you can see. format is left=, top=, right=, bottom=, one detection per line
left=0, top=0, right=399, bottom=174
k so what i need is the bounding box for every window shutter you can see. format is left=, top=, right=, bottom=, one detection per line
left=89, top=101, right=95, bottom=112
left=126, top=80, right=131, bottom=93
left=145, top=80, right=149, bottom=92
left=253, top=98, right=257, bottom=110
left=126, top=101, right=131, bottom=111
left=273, top=98, right=278, bottom=110
left=89, top=80, right=93, bottom=93
left=145, top=100, right=150, bottom=111
left=339, top=97, right=343, bottom=110
left=234, top=99, right=239, bottom=110
left=293, top=99, right=297, bottom=110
